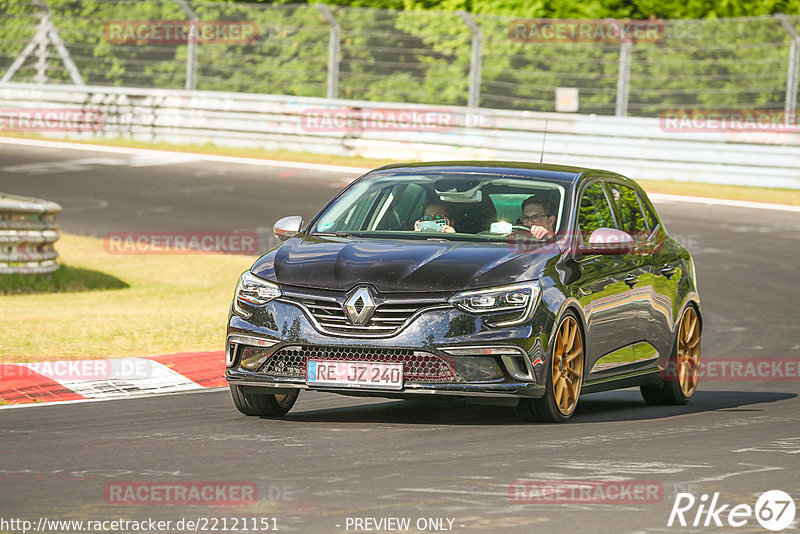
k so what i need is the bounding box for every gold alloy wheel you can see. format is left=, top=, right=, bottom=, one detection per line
left=552, top=316, right=584, bottom=416
left=677, top=307, right=701, bottom=397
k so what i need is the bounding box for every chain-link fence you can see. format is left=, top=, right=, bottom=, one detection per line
left=1, top=0, right=798, bottom=118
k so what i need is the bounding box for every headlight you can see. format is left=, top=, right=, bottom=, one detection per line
left=449, top=281, right=541, bottom=326
left=233, top=271, right=281, bottom=317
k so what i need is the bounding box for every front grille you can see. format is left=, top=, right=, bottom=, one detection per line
left=291, top=293, right=445, bottom=336
left=261, top=346, right=465, bottom=383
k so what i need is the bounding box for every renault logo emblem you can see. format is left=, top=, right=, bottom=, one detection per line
left=344, top=287, right=376, bottom=326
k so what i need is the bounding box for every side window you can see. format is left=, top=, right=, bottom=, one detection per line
left=606, top=183, right=647, bottom=240
left=639, top=195, right=658, bottom=231
left=578, top=182, right=616, bottom=241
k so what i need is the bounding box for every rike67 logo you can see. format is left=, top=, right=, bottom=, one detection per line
left=668, top=490, right=796, bottom=531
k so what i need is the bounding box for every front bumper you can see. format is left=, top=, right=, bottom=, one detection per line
left=225, top=298, right=550, bottom=400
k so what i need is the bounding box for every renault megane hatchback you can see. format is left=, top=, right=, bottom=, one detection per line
left=225, top=162, right=701, bottom=422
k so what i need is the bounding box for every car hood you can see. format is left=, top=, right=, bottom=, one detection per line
left=251, top=234, right=560, bottom=293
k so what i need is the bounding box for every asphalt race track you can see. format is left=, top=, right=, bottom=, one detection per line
left=1, top=139, right=799, bottom=534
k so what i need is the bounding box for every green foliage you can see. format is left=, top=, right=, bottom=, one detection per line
left=0, top=0, right=797, bottom=116
left=578, top=182, right=616, bottom=241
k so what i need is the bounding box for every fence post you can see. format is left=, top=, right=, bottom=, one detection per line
left=174, top=0, right=198, bottom=90
left=615, top=41, right=632, bottom=117
left=316, top=4, right=340, bottom=99
left=34, top=14, right=48, bottom=84
left=457, top=11, right=483, bottom=108
left=776, top=14, right=799, bottom=122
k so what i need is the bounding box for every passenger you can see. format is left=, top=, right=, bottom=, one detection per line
left=518, top=195, right=556, bottom=239
left=414, top=201, right=456, bottom=233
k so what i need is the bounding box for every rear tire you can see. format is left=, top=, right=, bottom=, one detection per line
left=515, top=312, right=584, bottom=423
left=230, top=385, right=299, bottom=416
left=640, top=306, right=700, bottom=405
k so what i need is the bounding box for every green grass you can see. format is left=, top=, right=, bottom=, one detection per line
left=4, top=132, right=799, bottom=206
left=637, top=179, right=800, bottom=206
left=0, top=233, right=253, bottom=363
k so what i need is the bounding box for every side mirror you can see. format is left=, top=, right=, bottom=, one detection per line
left=273, top=215, right=303, bottom=242
left=578, top=228, right=633, bottom=255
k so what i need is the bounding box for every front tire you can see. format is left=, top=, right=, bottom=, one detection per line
left=640, top=305, right=700, bottom=405
left=230, top=385, right=299, bottom=416
left=515, top=312, right=584, bottom=423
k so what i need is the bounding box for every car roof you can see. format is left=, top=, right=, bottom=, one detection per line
left=370, top=161, right=619, bottom=183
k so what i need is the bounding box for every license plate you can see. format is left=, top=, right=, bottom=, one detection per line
left=307, top=360, right=403, bottom=390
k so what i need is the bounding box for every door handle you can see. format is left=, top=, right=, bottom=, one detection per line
left=660, top=264, right=677, bottom=278
left=624, top=274, right=639, bottom=288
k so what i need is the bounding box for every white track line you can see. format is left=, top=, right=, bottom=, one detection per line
left=648, top=193, right=800, bottom=213
left=19, top=358, right=200, bottom=399
left=2, top=136, right=798, bottom=212
left=0, top=387, right=224, bottom=410
left=0, top=136, right=369, bottom=173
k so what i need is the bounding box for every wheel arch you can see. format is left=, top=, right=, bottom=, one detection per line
left=546, top=297, right=589, bottom=373
left=674, top=292, right=702, bottom=339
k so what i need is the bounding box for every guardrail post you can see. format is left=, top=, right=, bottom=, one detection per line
left=776, top=14, right=800, bottom=122
left=0, top=193, right=61, bottom=274
left=615, top=41, right=632, bottom=117
left=316, top=4, right=340, bottom=99
left=174, top=0, right=198, bottom=90
left=458, top=11, right=483, bottom=108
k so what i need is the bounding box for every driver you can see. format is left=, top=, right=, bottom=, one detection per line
left=518, top=195, right=556, bottom=239
left=414, top=202, right=456, bottom=233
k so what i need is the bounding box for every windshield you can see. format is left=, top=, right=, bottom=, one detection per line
left=311, top=172, right=568, bottom=242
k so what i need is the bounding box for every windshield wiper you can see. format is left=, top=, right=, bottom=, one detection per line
left=312, top=231, right=355, bottom=238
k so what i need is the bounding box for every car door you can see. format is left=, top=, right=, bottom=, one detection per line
left=632, top=188, right=683, bottom=368
left=605, top=181, right=671, bottom=371
left=572, top=181, right=641, bottom=381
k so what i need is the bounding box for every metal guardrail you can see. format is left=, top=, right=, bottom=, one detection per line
left=0, top=192, right=60, bottom=274
left=0, top=82, right=799, bottom=189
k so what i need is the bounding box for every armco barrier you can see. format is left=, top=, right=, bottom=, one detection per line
left=1, top=82, right=799, bottom=189
left=0, top=193, right=61, bottom=274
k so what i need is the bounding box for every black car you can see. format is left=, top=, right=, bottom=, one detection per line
left=225, top=162, right=701, bottom=422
